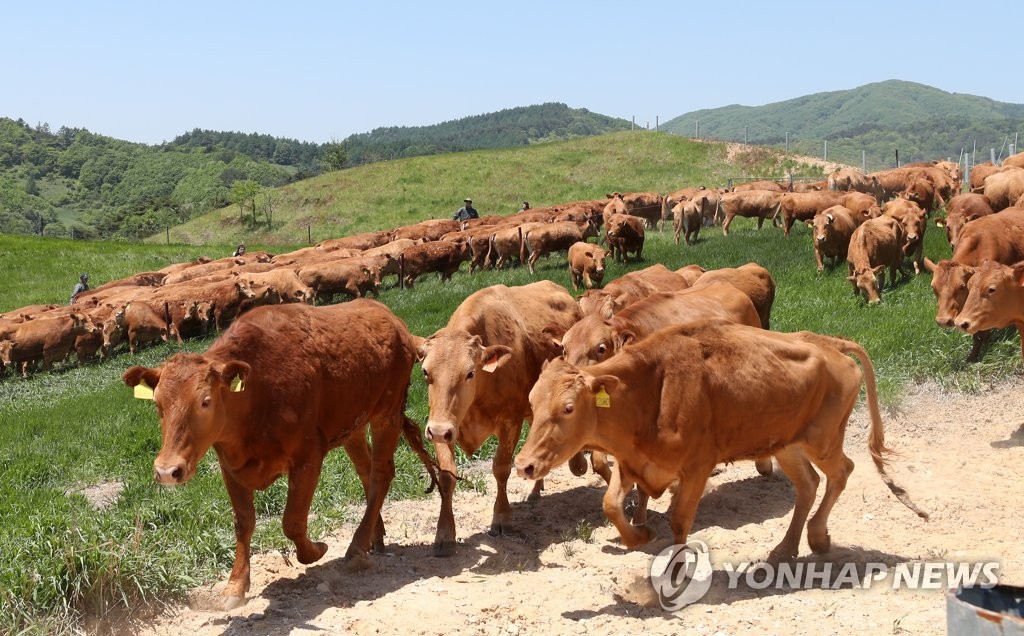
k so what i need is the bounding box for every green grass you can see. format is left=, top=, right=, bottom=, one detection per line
left=2, top=139, right=1023, bottom=632
left=153, top=131, right=823, bottom=246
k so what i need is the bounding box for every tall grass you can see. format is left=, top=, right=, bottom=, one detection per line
left=1, top=144, right=1021, bottom=633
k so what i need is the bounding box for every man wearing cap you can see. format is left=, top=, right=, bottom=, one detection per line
left=69, top=273, right=90, bottom=304
left=452, top=197, right=479, bottom=222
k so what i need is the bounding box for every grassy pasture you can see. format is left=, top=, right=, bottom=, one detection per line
left=2, top=180, right=1023, bottom=632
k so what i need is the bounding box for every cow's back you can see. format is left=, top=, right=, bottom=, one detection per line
left=952, top=207, right=1024, bottom=265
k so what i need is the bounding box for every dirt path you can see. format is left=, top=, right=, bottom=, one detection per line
left=129, top=380, right=1024, bottom=636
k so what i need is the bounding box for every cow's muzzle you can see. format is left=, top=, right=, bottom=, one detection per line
left=426, top=421, right=457, bottom=444
left=154, top=462, right=187, bottom=485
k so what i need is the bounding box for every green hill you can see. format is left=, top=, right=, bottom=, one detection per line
left=154, top=131, right=827, bottom=246
left=661, top=80, right=1024, bottom=171
left=338, top=102, right=632, bottom=165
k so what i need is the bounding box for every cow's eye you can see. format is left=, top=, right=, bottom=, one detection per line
left=422, top=368, right=432, bottom=384
left=564, top=403, right=574, bottom=414
left=201, top=396, right=211, bottom=408
left=466, top=370, right=475, bottom=380
left=988, top=286, right=997, bottom=295
left=597, top=343, right=607, bottom=355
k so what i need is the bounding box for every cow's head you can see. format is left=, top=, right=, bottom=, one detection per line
left=0, top=339, right=13, bottom=368
left=124, top=353, right=251, bottom=485
left=925, top=258, right=974, bottom=328
left=953, top=260, right=1024, bottom=334
left=848, top=266, right=885, bottom=304
left=900, top=209, right=926, bottom=252
left=813, top=212, right=837, bottom=245
left=560, top=312, right=614, bottom=367
left=514, top=358, right=618, bottom=481
left=417, top=329, right=512, bottom=444
left=588, top=247, right=607, bottom=285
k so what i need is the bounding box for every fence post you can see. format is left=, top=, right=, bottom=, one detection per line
left=824, top=140, right=828, bottom=162
left=785, top=132, right=789, bottom=153
left=695, top=120, right=699, bottom=139
left=655, top=115, right=659, bottom=131
left=991, top=148, right=996, bottom=165
left=862, top=150, right=866, bottom=173
left=307, top=225, right=312, bottom=245
left=744, top=125, right=747, bottom=144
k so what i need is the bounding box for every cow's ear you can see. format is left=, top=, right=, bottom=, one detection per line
left=550, top=338, right=564, bottom=358
left=583, top=373, right=620, bottom=396
left=217, top=360, right=250, bottom=390
left=618, top=330, right=637, bottom=347
left=481, top=345, right=512, bottom=373
left=124, top=365, right=161, bottom=390
left=846, top=274, right=857, bottom=282
left=872, top=265, right=885, bottom=275
left=923, top=257, right=938, bottom=274
left=599, top=296, right=615, bottom=321
left=1011, top=262, right=1024, bottom=287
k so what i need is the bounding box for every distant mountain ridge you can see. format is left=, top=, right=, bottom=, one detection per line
left=662, top=80, right=1024, bottom=170
left=338, top=102, right=632, bottom=165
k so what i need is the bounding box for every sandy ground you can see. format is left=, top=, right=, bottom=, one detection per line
left=123, top=379, right=1024, bottom=636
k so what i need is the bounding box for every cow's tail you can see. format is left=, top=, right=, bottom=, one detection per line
left=402, top=415, right=440, bottom=494
left=816, top=334, right=930, bottom=521
left=770, top=198, right=784, bottom=224
left=398, top=254, right=406, bottom=289
left=518, top=226, right=526, bottom=264
left=661, top=196, right=670, bottom=228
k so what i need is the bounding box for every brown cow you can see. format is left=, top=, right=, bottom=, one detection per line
left=982, top=168, right=1024, bottom=211
left=157, top=256, right=213, bottom=276
left=578, top=263, right=689, bottom=315
left=842, top=191, right=882, bottom=221
left=417, top=281, right=581, bottom=555
left=391, top=219, right=461, bottom=242
left=828, top=168, right=884, bottom=202
left=774, top=191, right=846, bottom=237
left=523, top=220, right=599, bottom=273
left=238, top=269, right=315, bottom=305
left=953, top=260, right=1024, bottom=358
left=567, top=242, right=607, bottom=291
left=883, top=198, right=927, bottom=274
left=486, top=223, right=545, bottom=269
left=603, top=191, right=665, bottom=230
left=440, top=228, right=494, bottom=273
left=847, top=215, right=906, bottom=304
left=936, top=194, right=995, bottom=249
left=295, top=258, right=383, bottom=302
left=924, top=207, right=1024, bottom=361
left=162, top=257, right=246, bottom=286
left=604, top=213, right=645, bottom=263
left=1004, top=152, right=1024, bottom=169
left=315, top=230, right=393, bottom=252
left=718, top=190, right=785, bottom=235
left=515, top=322, right=928, bottom=558
left=123, top=300, right=437, bottom=608
left=672, top=192, right=719, bottom=245
left=683, top=262, right=777, bottom=330
left=732, top=179, right=786, bottom=192
left=810, top=206, right=860, bottom=273
left=899, top=175, right=944, bottom=213
left=398, top=240, right=471, bottom=288
left=118, top=300, right=170, bottom=354
left=3, top=312, right=96, bottom=376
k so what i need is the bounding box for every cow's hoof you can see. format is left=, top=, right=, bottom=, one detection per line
left=344, top=551, right=372, bottom=571
left=432, top=540, right=457, bottom=557
left=766, top=545, right=798, bottom=565
left=488, top=523, right=522, bottom=539
left=568, top=453, right=588, bottom=477
left=220, top=594, right=248, bottom=611
left=297, top=541, right=329, bottom=565
left=809, top=532, right=831, bottom=554
left=621, top=525, right=655, bottom=548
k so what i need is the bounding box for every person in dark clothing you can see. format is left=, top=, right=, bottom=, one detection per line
left=69, top=273, right=90, bottom=304
left=520, top=201, right=530, bottom=211
left=233, top=243, right=246, bottom=257
left=452, top=198, right=479, bottom=222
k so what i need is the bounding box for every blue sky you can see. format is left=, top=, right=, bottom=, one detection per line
left=5, top=1, right=1021, bottom=145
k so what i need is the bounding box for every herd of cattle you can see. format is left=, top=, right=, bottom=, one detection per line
left=6, top=149, right=1024, bottom=609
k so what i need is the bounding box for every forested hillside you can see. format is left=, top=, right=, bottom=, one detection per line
left=339, top=103, right=632, bottom=165
left=0, top=104, right=630, bottom=240
left=662, top=80, right=1024, bottom=171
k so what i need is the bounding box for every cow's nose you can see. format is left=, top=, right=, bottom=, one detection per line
left=426, top=422, right=456, bottom=444
left=517, top=462, right=536, bottom=479
left=958, top=320, right=971, bottom=332
left=154, top=464, right=184, bottom=485
left=936, top=316, right=954, bottom=328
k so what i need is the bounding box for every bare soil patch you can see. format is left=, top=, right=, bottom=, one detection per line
left=129, top=380, right=1024, bottom=635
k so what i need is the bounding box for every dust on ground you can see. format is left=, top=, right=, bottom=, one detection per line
left=121, top=379, right=1024, bottom=636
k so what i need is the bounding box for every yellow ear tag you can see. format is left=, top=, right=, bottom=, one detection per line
left=133, top=379, right=155, bottom=401
left=595, top=387, right=611, bottom=408
left=230, top=376, right=245, bottom=392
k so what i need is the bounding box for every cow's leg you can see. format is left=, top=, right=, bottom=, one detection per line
left=602, top=465, right=654, bottom=547
left=489, top=425, right=521, bottom=534
left=666, top=463, right=715, bottom=546
left=631, top=490, right=651, bottom=526
left=1016, top=322, right=1024, bottom=359
left=721, top=212, right=734, bottom=236
left=342, top=433, right=386, bottom=552
left=805, top=449, right=854, bottom=555
left=767, top=445, right=819, bottom=563
left=347, top=417, right=401, bottom=560
left=282, top=457, right=329, bottom=565
left=220, top=472, right=256, bottom=608
left=756, top=216, right=766, bottom=230
left=432, top=441, right=458, bottom=556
